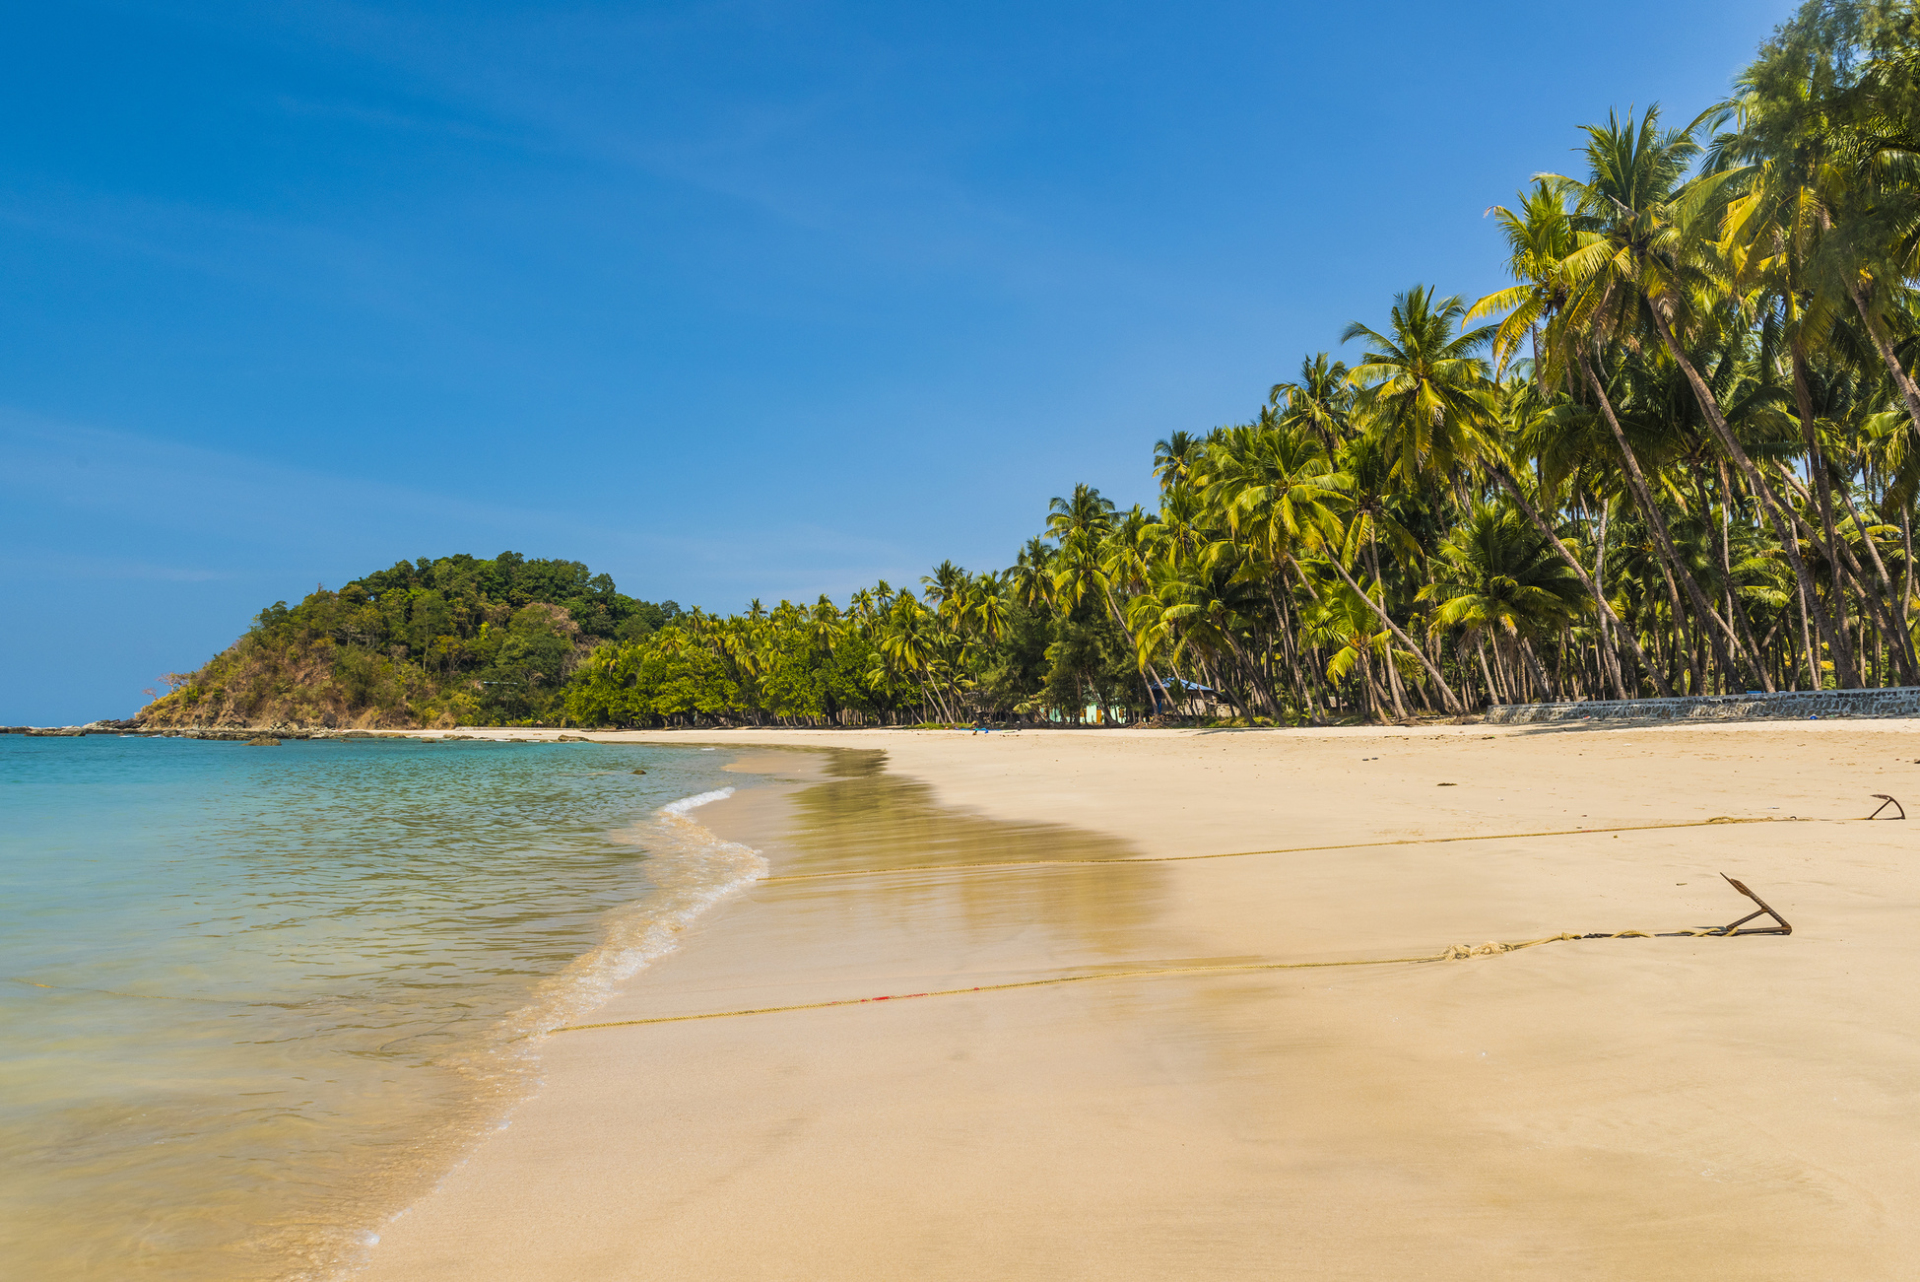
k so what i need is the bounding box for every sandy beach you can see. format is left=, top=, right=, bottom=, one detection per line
left=360, top=722, right=1920, bottom=1280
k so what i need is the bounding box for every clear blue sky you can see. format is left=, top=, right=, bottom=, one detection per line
left=3, top=0, right=1795, bottom=723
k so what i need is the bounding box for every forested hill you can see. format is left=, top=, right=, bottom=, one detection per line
left=138, top=553, right=680, bottom=729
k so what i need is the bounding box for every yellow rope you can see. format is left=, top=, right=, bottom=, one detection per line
left=1433, top=926, right=1730, bottom=959
left=550, top=927, right=1749, bottom=1034
left=758, top=815, right=1782, bottom=885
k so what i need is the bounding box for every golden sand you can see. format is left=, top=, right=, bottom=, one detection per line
left=361, top=723, right=1920, bottom=1279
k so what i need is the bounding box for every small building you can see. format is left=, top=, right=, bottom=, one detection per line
left=1146, top=679, right=1229, bottom=718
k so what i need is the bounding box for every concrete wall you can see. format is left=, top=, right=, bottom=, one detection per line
left=1483, top=687, right=1920, bottom=725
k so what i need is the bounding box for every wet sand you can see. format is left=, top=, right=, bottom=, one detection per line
left=361, top=723, right=1920, bottom=1279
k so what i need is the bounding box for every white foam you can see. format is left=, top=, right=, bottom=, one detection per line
left=492, top=786, right=764, bottom=1047
left=661, top=786, right=735, bottom=816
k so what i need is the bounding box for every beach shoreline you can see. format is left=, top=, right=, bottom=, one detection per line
left=358, top=722, right=1920, bottom=1279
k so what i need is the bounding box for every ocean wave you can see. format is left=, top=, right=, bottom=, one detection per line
left=660, top=786, right=736, bottom=815
left=499, top=784, right=765, bottom=1045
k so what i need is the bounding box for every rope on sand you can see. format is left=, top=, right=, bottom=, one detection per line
left=757, top=815, right=1784, bottom=885
left=549, top=927, right=1761, bottom=1034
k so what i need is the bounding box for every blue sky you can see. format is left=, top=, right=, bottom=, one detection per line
left=3, top=0, right=1795, bottom=723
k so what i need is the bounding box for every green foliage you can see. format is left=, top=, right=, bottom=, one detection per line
left=141, top=552, right=680, bottom=728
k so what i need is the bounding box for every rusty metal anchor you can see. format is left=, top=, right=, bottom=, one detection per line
left=1868, top=794, right=1906, bottom=820
left=1704, top=874, right=1793, bottom=936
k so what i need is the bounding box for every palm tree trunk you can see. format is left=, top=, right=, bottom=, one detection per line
left=1216, top=627, right=1276, bottom=720
left=1791, top=344, right=1863, bottom=685
left=1904, top=509, right=1915, bottom=666
left=1100, top=583, right=1171, bottom=704
left=1577, top=350, right=1756, bottom=688
left=1493, top=460, right=1662, bottom=697
left=1382, top=647, right=1410, bottom=719
left=1851, top=278, right=1920, bottom=435
left=1364, top=531, right=1411, bottom=719
left=1356, top=648, right=1382, bottom=722
left=1518, top=635, right=1553, bottom=700
left=1794, top=574, right=1822, bottom=690
left=1272, top=588, right=1322, bottom=724
left=1476, top=638, right=1502, bottom=704
left=1323, top=556, right=1463, bottom=713
left=1409, top=666, right=1435, bottom=712
left=1592, top=497, right=1631, bottom=697
left=1644, top=307, right=1850, bottom=688
left=1773, top=466, right=1917, bottom=684
left=1713, top=457, right=1775, bottom=692
left=1506, top=638, right=1527, bottom=701
left=1828, top=482, right=1920, bottom=684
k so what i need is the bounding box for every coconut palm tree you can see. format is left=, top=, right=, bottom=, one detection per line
left=1300, top=580, right=1410, bottom=721
left=1270, top=353, right=1354, bottom=453
left=1153, top=431, right=1207, bottom=492
left=1341, top=285, right=1500, bottom=492
left=1419, top=503, right=1592, bottom=703
left=1551, top=106, right=1828, bottom=687
left=1326, top=284, right=1499, bottom=712
left=1470, top=191, right=1674, bottom=697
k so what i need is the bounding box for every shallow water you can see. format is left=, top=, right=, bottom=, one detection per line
left=0, top=734, right=749, bottom=1281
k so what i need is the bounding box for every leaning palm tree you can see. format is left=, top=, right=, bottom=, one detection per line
left=1194, top=422, right=1351, bottom=720
left=1486, top=375, right=1674, bottom=695
left=1321, top=284, right=1498, bottom=713
left=1311, top=507, right=1465, bottom=714
left=1419, top=502, right=1592, bottom=703
left=1300, top=580, right=1409, bottom=721
left=1550, top=106, right=1824, bottom=688
left=1125, top=557, right=1271, bottom=719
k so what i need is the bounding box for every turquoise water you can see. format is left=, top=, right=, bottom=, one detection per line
left=0, top=735, right=754, bottom=1281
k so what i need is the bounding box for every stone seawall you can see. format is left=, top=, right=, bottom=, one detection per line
left=1484, top=686, right=1920, bottom=725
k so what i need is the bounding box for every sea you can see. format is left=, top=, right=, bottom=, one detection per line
left=0, top=733, right=759, bottom=1281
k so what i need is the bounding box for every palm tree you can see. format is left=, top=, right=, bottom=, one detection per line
left=1009, top=538, right=1057, bottom=612
left=1551, top=106, right=1828, bottom=687
left=1471, top=179, right=1582, bottom=374
left=1420, top=503, right=1592, bottom=703
left=1153, top=431, right=1207, bottom=492
left=1300, top=580, right=1408, bottom=721
left=1327, top=284, right=1499, bottom=713
left=1469, top=188, right=1672, bottom=696
left=1342, top=285, right=1500, bottom=491
left=1270, top=353, right=1354, bottom=453
left=1194, top=422, right=1351, bottom=720
left=1714, top=22, right=1920, bottom=684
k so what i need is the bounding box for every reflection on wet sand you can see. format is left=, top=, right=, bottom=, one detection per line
left=719, top=747, right=1173, bottom=966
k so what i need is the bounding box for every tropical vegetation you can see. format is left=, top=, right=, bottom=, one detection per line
left=140, top=553, right=680, bottom=728
left=143, top=1, right=1920, bottom=729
